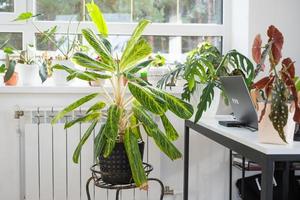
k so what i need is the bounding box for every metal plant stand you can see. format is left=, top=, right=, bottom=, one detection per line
left=86, top=163, right=164, bottom=200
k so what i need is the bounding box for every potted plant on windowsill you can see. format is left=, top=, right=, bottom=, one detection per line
left=1, top=48, right=18, bottom=86
left=251, top=25, right=300, bottom=144
left=158, top=42, right=255, bottom=122
left=147, top=53, right=168, bottom=85
left=15, top=45, right=41, bottom=86
left=51, top=1, right=194, bottom=189
left=14, top=13, right=81, bottom=86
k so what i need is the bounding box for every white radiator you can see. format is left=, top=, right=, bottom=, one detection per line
left=20, top=109, right=162, bottom=200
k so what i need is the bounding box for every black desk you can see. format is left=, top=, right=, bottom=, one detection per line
left=183, top=118, right=300, bottom=200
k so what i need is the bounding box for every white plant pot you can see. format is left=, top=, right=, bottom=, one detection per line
left=51, top=60, right=74, bottom=86
left=258, top=102, right=295, bottom=144
left=16, top=63, right=40, bottom=86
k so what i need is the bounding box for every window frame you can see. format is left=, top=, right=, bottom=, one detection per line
left=0, top=0, right=231, bottom=55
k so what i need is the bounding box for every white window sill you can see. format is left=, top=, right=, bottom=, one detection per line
left=0, top=85, right=183, bottom=94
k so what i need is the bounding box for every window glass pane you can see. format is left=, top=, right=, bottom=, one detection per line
left=144, top=36, right=170, bottom=53
left=0, top=32, right=22, bottom=50
left=36, top=0, right=82, bottom=21
left=93, top=0, right=131, bottom=22
left=107, top=35, right=170, bottom=54
left=182, top=36, right=222, bottom=53
left=36, top=33, right=82, bottom=56
left=180, top=0, right=223, bottom=24
left=0, top=0, right=13, bottom=12
left=133, top=0, right=177, bottom=23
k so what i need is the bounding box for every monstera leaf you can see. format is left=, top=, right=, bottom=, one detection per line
left=194, top=82, right=215, bottom=123
left=269, top=81, right=288, bottom=143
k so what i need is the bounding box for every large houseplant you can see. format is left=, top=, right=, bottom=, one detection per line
left=251, top=25, right=300, bottom=143
left=51, top=1, right=193, bottom=189
left=158, top=42, right=255, bottom=122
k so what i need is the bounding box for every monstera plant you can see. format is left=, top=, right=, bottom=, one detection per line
left=51, top=1, right=193, bottom=189
left=251, top=25, right=300, bottom=143
left=158, top=42, right=254, bottom=123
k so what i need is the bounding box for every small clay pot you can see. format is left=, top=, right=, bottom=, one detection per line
left=4, top=72, right=19, bottom=86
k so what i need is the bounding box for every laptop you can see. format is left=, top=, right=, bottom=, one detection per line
left=219, top=76, right=258, bottom=130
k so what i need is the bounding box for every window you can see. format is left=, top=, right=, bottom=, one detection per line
left=1, top=0, right=229, bottom=61
left=0, top=32, right=23, bottom=49
left=0, top=0, right=14, bottom=12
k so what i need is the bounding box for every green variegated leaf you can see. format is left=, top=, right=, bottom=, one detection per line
left=128, top=82, right=167, bottom=115
left=84, top=71, right=111, bottom=79
left=120, top=19, right=151, bottom=70
left=52, top=64, right=73, bottom=74
left=133, top=103, right=181, bottom=160
left=64, top=112, right=100, bottom=129
left=102, top=105, right=122, bottom=157
left=120, top=38, right=152, bottom=71
left=82, top=28, right=113, bottom=65
left=148, top=128, right=182, bottom=160
left=94, top=124, right=106, bottom=159
left=73, top=120, right=98, bottom=163
left=86, top=102, right=106, bottom=114
left=126, top=59, right=154, bottom=74
left=161, top=114, right=179, bottom=141
left=86, top=0, right=108, bottom=37
left=130, top=115, right=142, bottom=139
left=72, top=52, right=113, bottom=71
left=269, top=81, right=288, bottom=143
left=51, top=93, right=99, bottom=124
left=67, top=71, right=96, bottom=81
left=149, top=87, right=194, bottom=119
left=124, top=129, right=147, bottom=188
left=133, top=103, right=158, bottom=130
left=194, top=82, right=215, bottom=123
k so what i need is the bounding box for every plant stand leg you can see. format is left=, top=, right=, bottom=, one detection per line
left=115, top=189, right=121, bottom=200
left=148, top=178, right=165, bottom=200
left=86, top=177, right=93, bottom=200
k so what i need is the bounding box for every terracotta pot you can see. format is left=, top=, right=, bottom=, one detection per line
left=4, top=72, right=19, bottom=86
left=258, top=102, right=295, bottom=144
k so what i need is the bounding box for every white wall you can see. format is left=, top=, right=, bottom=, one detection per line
left=232, top=0, right=300, bottom=75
